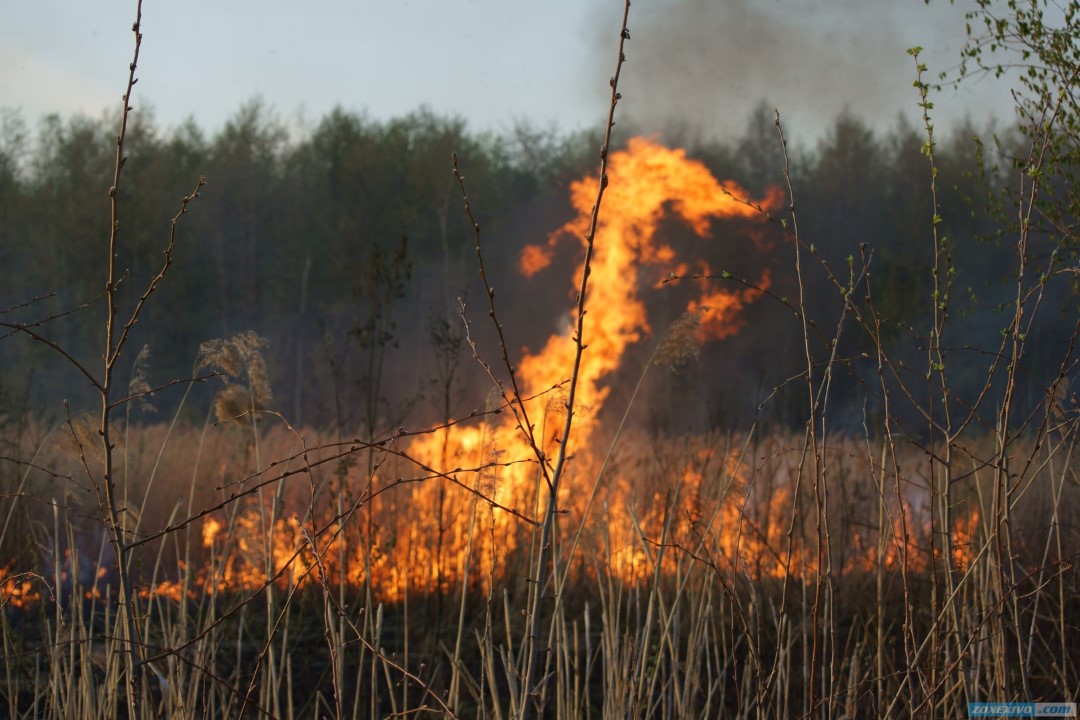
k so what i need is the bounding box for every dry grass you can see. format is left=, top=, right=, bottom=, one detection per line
left=2, top=417, right=1077, bottom=717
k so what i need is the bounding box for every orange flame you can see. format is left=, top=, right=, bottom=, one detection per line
left=517, top=137, right=780, bottom=441
left=199, top=137, right=783, bottom=602
left=12, top=138, right=978, bottom=610
left=952, top=507, right=980, bottom=571
left=399, top=137, right=783, bottom=596
left=0, top=566, right=43, bottom=608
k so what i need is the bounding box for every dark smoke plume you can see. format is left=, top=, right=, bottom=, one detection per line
left=583, top=0, right=1010, bottom=142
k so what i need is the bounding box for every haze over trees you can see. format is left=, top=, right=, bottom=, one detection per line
left=0, top=101, right=1071, bottom=431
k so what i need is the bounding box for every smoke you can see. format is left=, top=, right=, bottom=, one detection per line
left=584, top=0, right=1011, bottom=142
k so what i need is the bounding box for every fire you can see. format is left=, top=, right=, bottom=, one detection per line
left=5, top=138, right=977, bottom=611
left=518, top=243, right=553, bottom=277
left=399, top=137, right=783, bottom=596
left=952, top=507, right=980, bottom=571
left=1, top=566, right=43, bottom=608
left=202, top=516, right=222, bottom=548
left=690, top=268, right=772, bottom=340
left=159, top=137, right=786, bottom=604
left=516, top=137, right=779, bottom=444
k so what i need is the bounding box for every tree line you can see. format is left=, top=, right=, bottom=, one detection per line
left=0, top=100, right=1074, bottom=432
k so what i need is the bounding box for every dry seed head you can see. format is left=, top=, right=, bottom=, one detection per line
left=477, top=445, right=503, bottom=497
left=244, top=351, right=273, bottom=408
left=484, top=387, right=504, bottom=414
left=477, top=465, right=499, bottom=498
left=1051, top=376, right=1077, bottom=424
left=197, top=337, right=243, bottom=377
left=57, top=413, right=123, bottom=465
left=128, top=344, right=156, bottom=413
left=545, top=389, right=569, bottom=421
left=198, top=330, right=273, bottom=408
left=59, top=413, right=100, bottom=461
left=214, top=383, right=254, bottom=425
left=653, top=307, right=708, bottom=371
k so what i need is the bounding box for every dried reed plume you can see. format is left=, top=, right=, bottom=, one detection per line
left=197, top=330, right=273, bottom=424
left=127, top=344, right=156, bottom=414
left=59, top=412, right=122, bottom=465
left=653, top=306, right=707, bottom=370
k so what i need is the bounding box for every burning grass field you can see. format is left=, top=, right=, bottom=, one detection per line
left=3, top=130, right=1079, bottom=717
left=3, top=1, right=1080, bottom=712
left=2, top=419, right=1077, bottom=717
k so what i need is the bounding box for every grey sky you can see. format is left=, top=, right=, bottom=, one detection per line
left=1, top=1, right=1016, bottom=144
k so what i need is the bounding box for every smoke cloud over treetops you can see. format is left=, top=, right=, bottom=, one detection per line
left=584, top=0, right=1011, bottom=142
